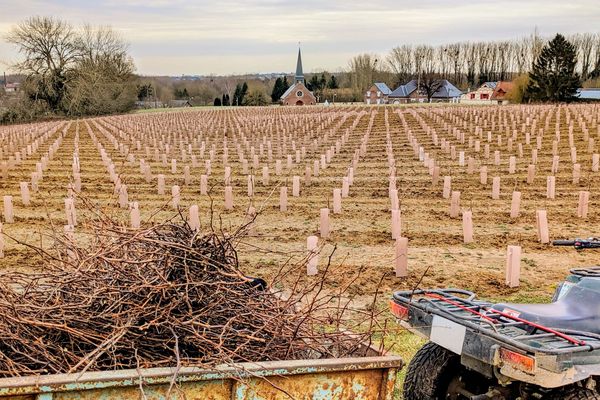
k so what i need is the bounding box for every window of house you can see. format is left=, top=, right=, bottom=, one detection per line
left=366, top=91, right=371, bottom=97
left=296, top=91, right=304, bottom=97
left=470, top=93, right=475, bottom=99
left=377, top=91, right=381, bottom=97
left=481, top=93, right=489, bottom=100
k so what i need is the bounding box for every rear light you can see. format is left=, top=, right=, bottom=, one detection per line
left=499, top=348, right=536, bottom=373
left=390, top=300, right=409, bottom=320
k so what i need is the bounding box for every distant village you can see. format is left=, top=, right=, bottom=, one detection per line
left=3, top=43, right=600, bottom=113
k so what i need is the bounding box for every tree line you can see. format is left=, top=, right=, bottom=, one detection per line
left=348, top=30, right=600, bottom=97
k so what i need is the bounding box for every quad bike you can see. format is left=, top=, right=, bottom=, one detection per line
left=553, top=238, right=600, bottom=250
left=391, top=266, right=600, bottom=399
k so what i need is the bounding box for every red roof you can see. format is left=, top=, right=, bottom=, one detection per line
left=491, top=81, right=514, bottom=100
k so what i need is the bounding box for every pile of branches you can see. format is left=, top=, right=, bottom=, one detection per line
left=0, top=210, right=383, bottom=377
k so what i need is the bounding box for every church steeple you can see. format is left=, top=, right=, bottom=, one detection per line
left=295, top=46, right=304, bottom=84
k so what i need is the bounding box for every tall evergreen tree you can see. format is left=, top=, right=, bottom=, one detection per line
left=527, top=34, right=580, bottom=102
left=213, top=97, right=222, bottom=106
left=271, top=77, right=284, bottom=102
left=240, top=82, right=248, bottom=105
left=327, top=75, right=339, bottom=89
left=308, top=75, right=319, bottom=91
left=233, top=84, right=242, bottom=106
left=224, top=94, right=230, bottom=106
left=319, top=74, right=327, bottom=90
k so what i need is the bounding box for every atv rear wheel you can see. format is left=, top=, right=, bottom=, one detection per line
left=403, top=341, right=495, bottom=399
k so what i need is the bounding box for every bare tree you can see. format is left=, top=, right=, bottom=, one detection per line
left=5, top=17, right=137, bottom=118
left=65, top=25, right=136, bottom=115
left=348, top=53, right=379, bottom=96
left=419, top=72, right=444, bottom=102
left=6, top=17, right=81, bottom=111
left=387, top=45, right=413, bottom=86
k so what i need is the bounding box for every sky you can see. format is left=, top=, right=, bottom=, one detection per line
left=0, top=0, right=599, bottom=76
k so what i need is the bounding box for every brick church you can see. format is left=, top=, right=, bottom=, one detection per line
left=280, top=48, right=316, bottom=106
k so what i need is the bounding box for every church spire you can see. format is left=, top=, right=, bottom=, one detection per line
left=295, top=46, right=304, bottom=84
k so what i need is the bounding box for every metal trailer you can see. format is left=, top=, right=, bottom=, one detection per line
left=0, top=348, right=402, bottom=399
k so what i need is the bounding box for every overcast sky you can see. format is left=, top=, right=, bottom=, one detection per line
left=0, top=0, right=599, bottom=76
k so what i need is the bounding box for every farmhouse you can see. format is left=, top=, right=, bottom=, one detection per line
left=365, top=82, right=392, bottom=104
left=280, top=48, right=316, bottom=106
left=490, top=81, right=514, bottom=104
left=388, top=79, right=461, bottom=103
left=460, top=82, right=497, bottom=104
left=461, top=81, right=514, bottom=105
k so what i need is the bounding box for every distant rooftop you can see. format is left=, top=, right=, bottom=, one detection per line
left=374, top=82, right=392, bottom=95
left=577, top=88, right=600, bottom=100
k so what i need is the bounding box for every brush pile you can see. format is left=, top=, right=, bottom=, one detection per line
left=0, top=215, right=378, bottom=377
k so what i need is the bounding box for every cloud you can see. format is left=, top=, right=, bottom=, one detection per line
left=0, top=0, right=598, bottom=75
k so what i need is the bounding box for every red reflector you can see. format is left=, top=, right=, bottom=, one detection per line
left=390, top=300, right=409, bottom=320
left=499, top=348, right=535, bottom=373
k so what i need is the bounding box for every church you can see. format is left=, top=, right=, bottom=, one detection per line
left=280, top=48, right=317, bottom=106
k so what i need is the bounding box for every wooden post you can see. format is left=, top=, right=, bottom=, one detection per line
left=2, top=196, right=12, bottom=223
left=506, top=245, right=521, bottom=288
left=341, top=177, right=350, bottom=198
left=395, top=237, right=408, bottom=277
left=292, top=176, right=300, bottom=197
left=189, top=204, right=200, bottom=230
left=320, top=208, right=330, bottom=238
left=462, top=210, right=473, bottom=243
left=527, top=165, right=535, bottom=184
left=171, top=158, right=177, bottom=174
left=577, top=191, right=590, bottom=218
left=573, top=163, right=581, bottom=184
left=19, top=182, right=30, bottom=206
left=224, top=166, right=231, bottom=186
left=246, top=206, right=257, bottom=236
left=508, top=156, right=516, bottom=174
left=118, top=185, right=128, bottom=209
left=157, top=174, right=165, bottom=195
left=262, top=166, right=270, bottom=186
left=391, top=209, right=401, bottom=239
left=74, top=173, right=82, bottom=192
left=492, top=177, right=500, bottom=200
left=225, top=186, right=233, bottom=210
left=64, top=198, right=76, bottom=226
left=551, top=156, right=559, bottom=174
left=305, top=166, right=312, bottom=185
left=306, top=236, right=319, bottom=276
left=390, top=189, right=399, bottom=210
left=0, top=222, right=3, bottom=258
left=546, top=176, right=556, bottom=199
left=592, top=154, right=599, bottom=172
left=130, top=207, right=141, bottom=229
left=184, top=166, right=191, bottom=185
left=333, top=189, right=342, bottom=214
left=432, top=166, right=440, bottom=185
left=536, top=210, right=550, bottom=244
left=279, top=187, right=288, bottom=212
left=200, top=175, right=208, bottom=195
left=172, top=185, right=181, bottom=209
left=247, top=175, right=254, bottom=197
left=480, top=166, right=487, bottom=185
left=449, top=191, right=460, bottom=218
left=510, top=191, right=521, bottom=218
left=442, top=176, right=451, bottom=199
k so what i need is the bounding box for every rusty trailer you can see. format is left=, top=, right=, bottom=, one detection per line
left=0, top=353, right=402, bottom=399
